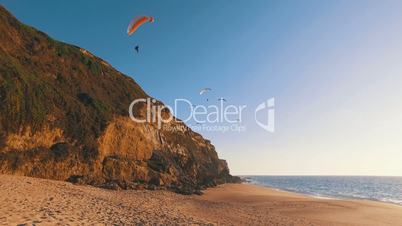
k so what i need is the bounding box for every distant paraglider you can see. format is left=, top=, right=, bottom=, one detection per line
left=199, top=88, right=212, bottom=102
left=127, top=16, right=155, bottom=36
left=127, top=16, right=154, bottom=55
left=199, top=88, right=212, bottom=95
left=218, top=98, right=227, bottom=102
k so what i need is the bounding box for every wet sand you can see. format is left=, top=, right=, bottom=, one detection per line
left=0, top=174, right=401, bottom=225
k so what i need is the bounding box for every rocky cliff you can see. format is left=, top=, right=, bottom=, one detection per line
left=0, top=5, right=239, bottom=194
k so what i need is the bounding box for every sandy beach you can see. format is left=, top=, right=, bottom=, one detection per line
left=0, top=174, right=401, bottom=226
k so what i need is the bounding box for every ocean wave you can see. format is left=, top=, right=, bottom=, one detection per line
left=246, top=176, right=402, bottom=206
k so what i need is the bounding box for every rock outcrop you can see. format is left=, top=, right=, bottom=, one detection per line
left=0, top=5, right=239, bottom=194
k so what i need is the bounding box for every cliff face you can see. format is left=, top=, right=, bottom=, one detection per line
left=0, top=6, right=239, bottom=194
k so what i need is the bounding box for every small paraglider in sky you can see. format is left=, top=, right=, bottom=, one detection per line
left=127, top=15, right=155, bottom=36
left=199, top=88, right=212, bottom=102
left=127, top=16, right=154, bottom=55
left=218, top=98, right=227, bottom=102
left=199, top=88, right=212, bottom=95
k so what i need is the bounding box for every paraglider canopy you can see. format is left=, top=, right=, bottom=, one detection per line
left=199, top=88, right=212, bottom=95
left=127, top=16, right=154, bottom=36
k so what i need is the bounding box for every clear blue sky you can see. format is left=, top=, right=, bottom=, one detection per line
left=2, top=0, right=402, bottom=176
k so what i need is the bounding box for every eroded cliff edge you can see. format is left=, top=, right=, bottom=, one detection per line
left=0, top=6, right=239, bottom=194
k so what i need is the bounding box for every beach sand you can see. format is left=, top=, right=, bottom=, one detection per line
left=0, top=174, right=401, bottom=225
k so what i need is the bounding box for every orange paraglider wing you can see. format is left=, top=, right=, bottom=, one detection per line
left=127, top=16, right=154, bottom=35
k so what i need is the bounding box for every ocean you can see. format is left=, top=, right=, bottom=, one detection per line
left=244, top=176, right=402, bottom=205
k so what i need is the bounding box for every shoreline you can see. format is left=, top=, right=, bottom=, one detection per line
left=247, top=182, right=402, bottom=208
left=242, top=176, right=402, bottom=207
left=246, top=182, right=342, bottom=200
left=198, top=183, right=402, bottom=225
left=1, top=174, right=402, bottom=225
left=248, top=182, right=402, bottom=205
